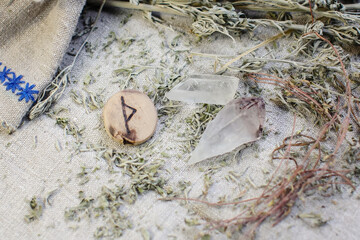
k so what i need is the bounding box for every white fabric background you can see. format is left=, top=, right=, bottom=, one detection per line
left=0, top=6, right=359, bottom=240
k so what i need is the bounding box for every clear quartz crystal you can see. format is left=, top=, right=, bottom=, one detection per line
left=165, top=74, right=239, bottom=105
left=188, top=97, right=265, bottom=165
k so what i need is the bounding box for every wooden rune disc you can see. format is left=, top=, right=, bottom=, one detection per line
left=103, top=89, right=158, bottom=145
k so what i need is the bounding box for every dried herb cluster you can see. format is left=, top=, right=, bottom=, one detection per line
left=24, top=0, right=360, bottom=239
left=65, top=186, right=132, bottom=239
left=101, top=149, right=168, bottom=203
left=185, top=104, right=223, bottom=148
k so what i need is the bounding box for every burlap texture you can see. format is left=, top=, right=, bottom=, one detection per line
left=0, top=6, right=359, bottom=240
left=0, top=0, right=85, bottom=132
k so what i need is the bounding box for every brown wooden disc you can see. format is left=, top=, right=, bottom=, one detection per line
left=103, top=89, right=158, bottom=145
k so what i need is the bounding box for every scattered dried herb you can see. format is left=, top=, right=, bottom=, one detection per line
left=25, top=0, right=360, bottom=238
left=298, top=212, right=328, bottom=228
left=24, top=196, right=44, bottom=223
left=55, top=117, right=85, bottom=140
left=185, top=217, right=201, bottom=226
left=70, top=88, right=104, bottom=112
left=101, top=149, right=167, bottom=203
left=185, top=104, right=223, bottom=148
left=65, top=186, right=132, bottom=239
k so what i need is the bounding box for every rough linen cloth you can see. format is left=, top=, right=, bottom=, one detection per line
left=0, top=0, right=85, bottom=132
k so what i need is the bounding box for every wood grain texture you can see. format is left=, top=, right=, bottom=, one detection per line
left=103, top=89, right=158, bottom=145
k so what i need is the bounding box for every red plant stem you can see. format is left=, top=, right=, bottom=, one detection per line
left=303, top=113, right=337, bottom=169
left=309, top=32, right=352, bottom=155
left=324, top=168, right=355, bottom=189
left=171, top=3, right=356, bottom=232
left=308, top=0, right=315, bottom=24
left=159, top=196, right=260, bottom=206
left=256, top=115, right=297, bottom=203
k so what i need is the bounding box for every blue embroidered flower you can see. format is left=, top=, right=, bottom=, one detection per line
left=4, top=74, right=24, bottom=93
left=16, top=83, right=39, bottom=102
left=0, top=66, right=14, bottom=84
left=0, top=62, right=39, bottom=102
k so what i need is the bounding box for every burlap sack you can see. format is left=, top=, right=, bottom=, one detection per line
left=0, top=0, right=85, bottom=132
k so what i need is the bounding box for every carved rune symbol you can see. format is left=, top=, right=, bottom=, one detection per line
left=121, top=96, right=137, bottom=135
